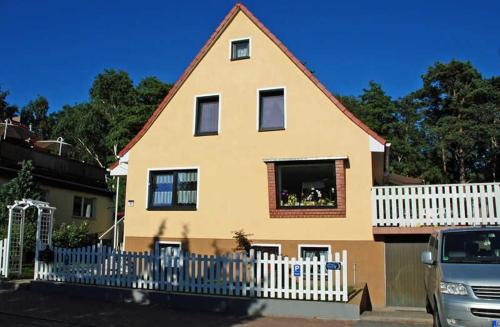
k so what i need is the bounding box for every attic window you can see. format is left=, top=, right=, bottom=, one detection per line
left=231, top=39, right=250, bottom=60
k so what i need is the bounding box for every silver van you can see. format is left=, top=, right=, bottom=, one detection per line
left=422, top=227, right=500, bottom=327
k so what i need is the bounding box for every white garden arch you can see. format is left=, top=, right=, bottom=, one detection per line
left=2, top=199, right=55, bottom=277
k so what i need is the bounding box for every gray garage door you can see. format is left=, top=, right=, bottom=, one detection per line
left=385, top=239, right=428, bottom=307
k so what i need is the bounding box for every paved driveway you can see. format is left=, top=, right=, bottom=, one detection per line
left=0, top=288, right=430, bottom=327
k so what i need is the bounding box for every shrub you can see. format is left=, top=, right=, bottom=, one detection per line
left=52, top=221, right=91, bottom=248
left=232, top=229, right=253, bottom=254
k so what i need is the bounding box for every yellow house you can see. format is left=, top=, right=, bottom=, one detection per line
left=111, top=3, right=390, bottom=307
left=0, top=139, right=114, bottom=238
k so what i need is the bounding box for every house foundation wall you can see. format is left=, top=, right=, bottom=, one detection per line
left=125, top=236, right=386, bottom=307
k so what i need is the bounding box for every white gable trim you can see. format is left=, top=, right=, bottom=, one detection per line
left=369, top=135, right=385, bottom=152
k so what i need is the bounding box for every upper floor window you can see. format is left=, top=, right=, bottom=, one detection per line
left=195, top=95, right=219, bottom=136
left=148, top=169, right=198, bottom=210
left=277, top=161, right=337, bottom=208
left=73, top=196, right=95, bottom=218
left=231, top=38, right=250, bottom=60
left=258, top=88, right=285, bottom=131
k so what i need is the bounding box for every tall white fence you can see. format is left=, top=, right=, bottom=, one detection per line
left=0, top=239, right=7, bottom=277
left=35, top=245, right=349, bottom=302
left=372, top=182, right=500, bottom=227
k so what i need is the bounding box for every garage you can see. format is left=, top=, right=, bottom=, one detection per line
left=385, top=235, right=429, bottom=307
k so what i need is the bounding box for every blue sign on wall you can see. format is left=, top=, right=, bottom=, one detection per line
left=293, top=264, right=301, bottom=277
left=326, top=262, right=342, bottom=270
left=492, top=320, right=498, bottom=327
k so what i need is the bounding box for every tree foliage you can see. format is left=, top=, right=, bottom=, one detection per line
left=20, top=96, right=53, bottom=139
left=338, top=61, right=498, bottom=183
left=0, top=160, right=42, bottom=258
left=0, top=87, right=18, bottom=121
left=51, top=70, right=172, bottom=165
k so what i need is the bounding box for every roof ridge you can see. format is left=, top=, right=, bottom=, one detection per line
left=111, top=3, right=385, bottom=168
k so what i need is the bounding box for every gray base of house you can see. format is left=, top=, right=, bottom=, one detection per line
left=30, top=281, right=361, bottom=320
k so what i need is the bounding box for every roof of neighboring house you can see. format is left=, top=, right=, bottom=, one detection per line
left=110, top=3, right=386, bottom=169
left=384, top=173, right=423, bottom=186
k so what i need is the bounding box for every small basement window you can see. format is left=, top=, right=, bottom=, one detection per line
left=276, top=161, right=337, bottom=208
left=299, top=245, right=331, bottom=259
left=231, top=39, right=250, bottom=60
left=73, top=196, right=95, bottom=218
left=157, top=241, right=181, bottom=256
left=251, top=244, right=281, bottom=256
left=148, top=169, right=198, bottom=210
left=258, top=88, right=285, bottom=131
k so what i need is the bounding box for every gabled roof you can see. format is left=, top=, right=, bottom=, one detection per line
left=110, top=3, right=386, bottom=169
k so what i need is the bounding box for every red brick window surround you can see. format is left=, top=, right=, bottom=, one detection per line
left=266, top=160, right=346, bottom=218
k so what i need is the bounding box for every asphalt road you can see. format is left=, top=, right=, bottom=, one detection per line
left=0, top=288, right=430, bottom=327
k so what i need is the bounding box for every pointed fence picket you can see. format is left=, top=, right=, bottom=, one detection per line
left=35, top=246, right=349, bottom=302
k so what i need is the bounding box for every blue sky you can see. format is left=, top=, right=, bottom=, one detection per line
left=1, top=0, right=499, bottom=113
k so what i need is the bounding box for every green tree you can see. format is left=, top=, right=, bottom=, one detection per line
left=20, top=96, right=52, bottom=139
left=50, top=103, right=109, bottom=167
left=0, top=161, right=42, bottom=258
left=0, top=87, right=18, bottom=121
left=357, top=81, right=398, bottom=137
left=86, top=70, right=171, bottom=162
left=415, top=60, right=486, bottom=182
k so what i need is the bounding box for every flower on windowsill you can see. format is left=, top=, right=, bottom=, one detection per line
left=285, top=193, right=298, bottom=206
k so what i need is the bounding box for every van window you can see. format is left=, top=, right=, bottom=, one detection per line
left=442, top=231, right=500, bottom=264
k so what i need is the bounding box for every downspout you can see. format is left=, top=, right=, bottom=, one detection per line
left=113, top=176, right=120, bottom=249
left=384, top=143, right=391, bottom=174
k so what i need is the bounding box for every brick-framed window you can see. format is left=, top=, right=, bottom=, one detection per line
left=266, top=160, right=346, bottom=218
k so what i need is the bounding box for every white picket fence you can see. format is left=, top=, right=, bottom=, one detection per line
left=0, top=239, right=7, bottom=277
left=372, top=182, right=500, bottom=227
left=35, top=245, right=349, bottom=302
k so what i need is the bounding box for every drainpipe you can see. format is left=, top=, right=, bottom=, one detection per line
left=113, top=176, right=120, bottom=249
left=384, top=143, right=391, bottom=173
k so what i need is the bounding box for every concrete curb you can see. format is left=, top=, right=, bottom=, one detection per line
left=31, top=281, right=360, bottom=320
left=361, top=311, right=432, bottom=324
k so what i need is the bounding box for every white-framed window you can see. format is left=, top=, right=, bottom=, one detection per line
left=230, top=37, right=251, bottom=60
left=147, top=168, right=199, bottom=210
left=298, top=244, right=331, bottom=259
left=72, top=196, right=95, bottom=218
left=251, top=243, right=281, bottom=256
left=157, top=241, right=182, bottom=256
left=257, top=87, right=286, bottom=131
left=194, top=94, right=220, bottom=136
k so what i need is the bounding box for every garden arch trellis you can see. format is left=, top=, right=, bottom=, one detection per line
left=2, top=199, right=55, bottom=277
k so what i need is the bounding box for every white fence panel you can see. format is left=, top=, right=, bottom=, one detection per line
left=372, top=182, right=500, bottom=227
left=35, top=246, right=349, bottom=302
left=0, top=239, right=8, bottom=277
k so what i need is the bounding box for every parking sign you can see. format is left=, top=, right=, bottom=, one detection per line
left=293, top=264, right=301, bottom=277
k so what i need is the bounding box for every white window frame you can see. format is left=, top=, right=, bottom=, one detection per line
left=256, top=86, right=287, bottom=131
left=158, top=240, right=182, bottom=249
left=229, top=37, right=252, bottom=60
left=298, top=244, right=331, bottom=259
left=193, top=93, right=221, bottom=136
left=251, top=243, right=282, bottom=255
left=73, top=195, right=96, bottom=219
left=146, top=167, right=200, bottom=210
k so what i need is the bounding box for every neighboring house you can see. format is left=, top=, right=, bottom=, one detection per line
left=0, top=122, right=114, bottom=239
left=110, top=3, right=499, bottom=308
